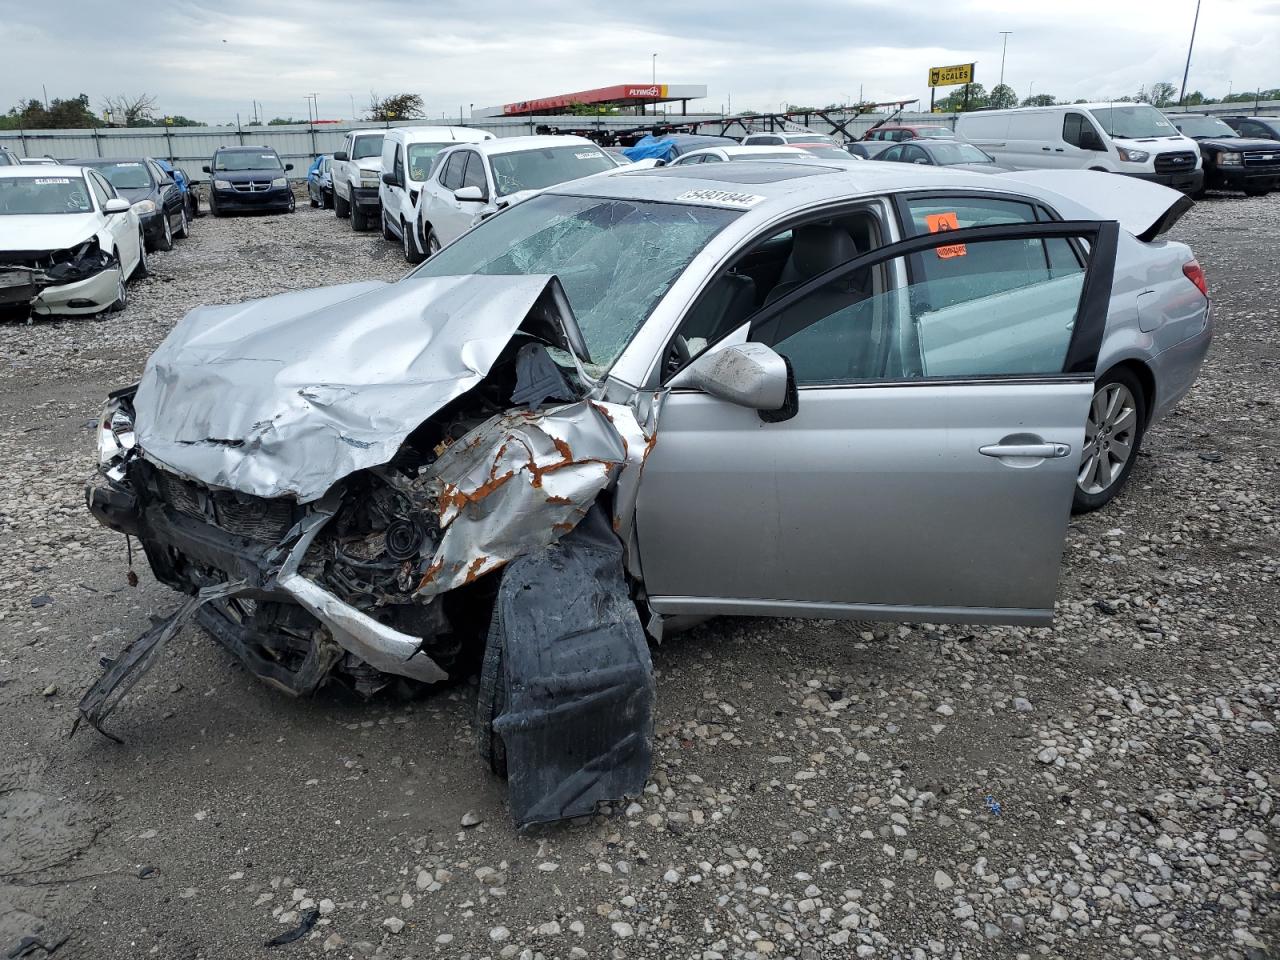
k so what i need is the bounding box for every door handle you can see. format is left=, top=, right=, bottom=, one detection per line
left=1042, top=146, right=1051, bottom=151
left=979, top=442, right=1071, bottom=459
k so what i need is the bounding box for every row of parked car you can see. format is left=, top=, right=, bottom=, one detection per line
left=0, top=150, right=206, bottom=319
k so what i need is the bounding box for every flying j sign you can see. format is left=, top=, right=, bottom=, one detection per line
left=928, top=63, right=975, bottom=88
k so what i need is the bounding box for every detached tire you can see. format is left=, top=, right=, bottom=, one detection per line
left=475, top=610, right=509, bottom=778
left=1073, top=367, right=1146, bottom=514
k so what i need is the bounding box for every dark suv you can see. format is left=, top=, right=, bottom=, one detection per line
left=1222, top=116, right=1280, bottom=141
left=1172, top=114, right=1280, bottom=196
left=203, top=146, right=295, bottom=215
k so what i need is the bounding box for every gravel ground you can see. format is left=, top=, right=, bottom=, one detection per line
left=0, top=193, right=1276, bottom=960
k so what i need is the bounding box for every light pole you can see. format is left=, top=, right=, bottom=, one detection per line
left=1028, top=80, right=1035, bottom=104
left=998, top=31, right=1011, bottom=89
left=651, top=53, right=657, bottom=84
left=1178, top=0, right=1201, bottom=106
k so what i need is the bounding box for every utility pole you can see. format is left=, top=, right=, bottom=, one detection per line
left=998, top=31, right=1011, bottom=88
left=651, top=53, right=657, bottom=85
left=1178, top=0, right=1201, bottom=106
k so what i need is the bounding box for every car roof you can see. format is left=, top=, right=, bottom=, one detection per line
left=0, top=164, right=90, bottom=179
left=70, top=157, right=153, bottom=164
left=386, top=125, right=491, bottom=142
left=449, top=135, right=599, bottom=156
left=545, top=158, right=1027, bottom=212
left=692, top=145, right=815, bottom=156
left=216, top=145, right=278, bottom=153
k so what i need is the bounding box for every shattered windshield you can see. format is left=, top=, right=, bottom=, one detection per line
left=409, top=194, right=738, bottom=372
left=0, top=176, right=93, bottom=215
left=488, top=146, right=617, bottom=197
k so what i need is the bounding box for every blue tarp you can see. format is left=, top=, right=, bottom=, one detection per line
left=622, top=135, right=677, bottom=163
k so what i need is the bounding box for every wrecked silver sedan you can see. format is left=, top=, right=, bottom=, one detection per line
left=84, top=161, right=1211, bottom=825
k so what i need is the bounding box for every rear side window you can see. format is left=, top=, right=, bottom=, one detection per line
left=438, top=152, right=464, bottom=190
left=393, top=145, right=405, bottom=184
left=901, top=196, right=1081, bottom=313
left=461, top=152, right=488, bottom=194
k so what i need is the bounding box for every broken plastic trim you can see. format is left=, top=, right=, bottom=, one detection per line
left=490, top=507, right=655, bottom=827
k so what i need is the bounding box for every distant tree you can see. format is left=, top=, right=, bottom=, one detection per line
left=988, top=84, right=1018, bottom=109
left=367, top=92, right=424, bottom=121
left=1, top=94, right=97, bottom=129
left=164, top=115, right=203, bottom=127
left=1221, top=88, right=1280, bottom=103
left=1021, top=93, right=1056, bottom=107
left=936, top=83, right=987, bottom=112
left=1182, top=90, right=1205, bottom=106
left=267, top=117, right=304, bottom=125
left=102, top=93, right=158, bottom=126
left=564, top=101, right=619, bottom=116
left=1149, top=81, right=1178, bottom=107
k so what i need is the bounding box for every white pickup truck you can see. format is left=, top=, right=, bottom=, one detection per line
left=331, top=130, right=385, bottom=231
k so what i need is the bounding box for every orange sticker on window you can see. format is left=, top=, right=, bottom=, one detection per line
left=925, top=211, right=967, bottom=259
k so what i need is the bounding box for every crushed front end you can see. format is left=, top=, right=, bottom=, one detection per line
left=81, top=274, right=662, bottom=824
left=0, top=240, right=120, bottom=318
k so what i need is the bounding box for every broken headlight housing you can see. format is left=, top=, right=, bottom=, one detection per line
left=97, top=395, right=136, bottom=467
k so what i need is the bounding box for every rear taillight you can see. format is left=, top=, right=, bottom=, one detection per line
left=1182, top=259, right=1208, bottom=297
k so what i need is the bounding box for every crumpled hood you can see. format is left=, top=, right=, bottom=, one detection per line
left=133, top=273, right=573, bottom=502
left=0, top=214, right=101, bottom=253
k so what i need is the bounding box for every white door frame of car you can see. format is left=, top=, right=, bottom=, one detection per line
left=636, top=218, right=1120, bottom=626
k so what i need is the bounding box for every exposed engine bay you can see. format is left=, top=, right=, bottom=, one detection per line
left=0, top=240, right=116, bottom=314
left=82, top=275, right=662, bottom=824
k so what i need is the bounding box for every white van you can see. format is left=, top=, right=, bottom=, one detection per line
left=378, top=127, right=494, bottom=256
left=955, top=103, right=1204, bottom=194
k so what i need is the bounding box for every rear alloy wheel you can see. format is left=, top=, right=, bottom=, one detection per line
left=174, top=206, right=189, bottom=239
left=1073, top=368, right=1145, bottom=513
left=402, top=219, right=424, bottom=264
left=425, top=226, right=441, bottom=258
left=309, top=188, right=319, bottom=208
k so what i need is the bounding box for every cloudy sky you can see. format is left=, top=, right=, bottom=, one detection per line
left=1, top=0, right=1276, bottom=124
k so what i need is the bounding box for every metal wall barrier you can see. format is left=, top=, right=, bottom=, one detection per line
left=0, top=112, right=966, bottom=179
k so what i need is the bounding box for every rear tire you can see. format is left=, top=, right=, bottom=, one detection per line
left=1073, top=367, right=1146, bottom=514
left=174, top=207, right=189, bottom=239
left=309, top=190, right=319, bottom=208
left=424, top=225, right=441, bottom=258
left=1244, top=186, right=1270, bottom=197
left=381, top=210, right=396, bottom=241
left=475, top=610, right=509, bottom=779
left=334, top=190, right=350, bottom=218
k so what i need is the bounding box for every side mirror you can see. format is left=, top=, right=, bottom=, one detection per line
left=683, top=342, right=791, bottom=412
left=284, top=163, right=293, bottom=171
left=913, top=157, right=930, bottom=164
left=382, top=171, right=397, bottom=186
left=453, top=185, right=486, bottom=203
left=333, top=151, right=349, bottom=162
left=103, top=198, right=131, bottom=214
left=201, top=164, right=210, bottom=173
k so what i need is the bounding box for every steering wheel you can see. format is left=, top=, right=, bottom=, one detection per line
left=667, top=335, right=692, bottom=375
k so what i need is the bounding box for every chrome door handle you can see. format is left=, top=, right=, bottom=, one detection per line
left=979, top=442, right=1071, bottom=458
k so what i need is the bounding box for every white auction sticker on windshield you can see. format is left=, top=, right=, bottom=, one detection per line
left=675, top=189, right=766, bottom=208
left=34, top=178, right=71, bottom=184
left=575, top=151, right=604, bottom=160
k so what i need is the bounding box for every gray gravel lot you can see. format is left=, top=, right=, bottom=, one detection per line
left=0, top=195, right=1276, bottom=960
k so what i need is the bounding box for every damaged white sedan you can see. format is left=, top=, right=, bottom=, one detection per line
left=0, top=165, right=147, bottom=318
left=83, top=161, right=1210, bottom=825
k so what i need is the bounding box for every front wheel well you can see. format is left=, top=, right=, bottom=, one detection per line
left=1101, top=359, right=1155, bottom=423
